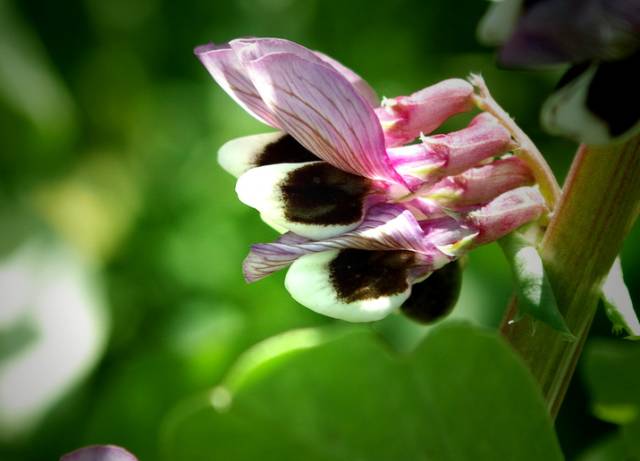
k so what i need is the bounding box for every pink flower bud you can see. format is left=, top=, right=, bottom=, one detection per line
left=376, top=79, right=474, bottom=147
left=424, top=157, right=534, bottom=206
left=468, top=187, right=546, bottom=245
left=387, top=113, right=512, bottom=185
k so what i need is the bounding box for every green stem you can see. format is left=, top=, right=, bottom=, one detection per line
left=469, top=74, right=562, bottom=210
left=501, top=136, right=640, bottom=418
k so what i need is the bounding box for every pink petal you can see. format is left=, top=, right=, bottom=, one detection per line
left=424, top=157, right=534, bottom=207
left=376, top=79, right=474, bottom=147
left=231, top=38, right=379, bottom=107
left=387, top=112, right=512, bottom=187
left=314, top=51, right=379, bottom=107
left=230, top=37, right=322, bottom=65
left=243, top=204, right=438, bottom=282
left=468, top=186, right=546, bottom=245
left=61, top=445, right=137, bottom=461
left=243, top=52, right=405, bottom=184
left=194, top=42, right=280, bottom=127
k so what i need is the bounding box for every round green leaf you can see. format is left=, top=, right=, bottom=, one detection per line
left=165, top=322, right=563, bottom=461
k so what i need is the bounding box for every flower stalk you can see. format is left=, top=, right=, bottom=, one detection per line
left=470, top=74, right=562, bottom=210
left=501, top=134, right=640, bottom=418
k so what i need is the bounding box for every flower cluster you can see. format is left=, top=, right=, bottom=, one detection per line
left=195, top=38, right=546, bottom=322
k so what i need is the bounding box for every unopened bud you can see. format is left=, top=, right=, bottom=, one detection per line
left=424, top=157, right=534, bottom=206
left=387, top=113, right=512, bottom=185
left=376, top=79, right=474, bottom=147
left=468, top=186, right=546, bottom=245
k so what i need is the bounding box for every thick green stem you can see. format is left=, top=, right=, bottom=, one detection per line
left=501, top=136, right=640, bottom=418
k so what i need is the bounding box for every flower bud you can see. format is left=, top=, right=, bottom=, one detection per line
left=387, top=113, right=512, bottom=185
left=469, top=187, right=546, bottom=245
left=376, top=79, right=474, bottom=147
left=423, top=157, right=534, bottom=206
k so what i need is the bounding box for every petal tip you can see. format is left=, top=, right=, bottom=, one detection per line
left=61, top=445, right=137, bottom=461
left=194, top=42, right=216, bottom=56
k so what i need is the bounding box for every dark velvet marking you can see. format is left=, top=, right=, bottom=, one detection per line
left=255, top=134, right=319, bottom=167
left=523, top=0, right=545, bottom=10
left=400, top=260, right=462, bottom=324
left=586, top=51, right=640, bottom=137
left=281, top=163, right=371, bottom=226
left=329, top=249, right=415, bottom=303
left=555, top=62, right=590, bottom=90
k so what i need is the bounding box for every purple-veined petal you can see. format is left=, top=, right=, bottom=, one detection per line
left=243, top=204, right=456, bottom=282
left=314, top=51, right=379, bottom=107
left=230, top=37, right=323, bottom=65
left=243, top=52, right=405, bottom=184
left=194, top=43, right=280, bottom=127
left=231, top=37, right=380, bottom=107
left=61, top=445, right=137, bottom=461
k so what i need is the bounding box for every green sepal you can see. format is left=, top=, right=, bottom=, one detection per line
left=600, top=258, right=640, bottom=339
left=499, top=232, right=573, bottom=337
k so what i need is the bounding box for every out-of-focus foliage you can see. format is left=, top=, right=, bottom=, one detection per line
left=0, top=0, right=638, bottom=460
left=168, top=322, right=563, bottom=461
left=582, top=338, right=640, bottom=459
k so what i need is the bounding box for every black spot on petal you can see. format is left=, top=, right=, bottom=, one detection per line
left=255, top=134, right=319, bottom=167
left=555, top=62, right=590, bottom=90
left=282, top=163, right=371, bottom=226
left=400, top=260, right=462, bottom=324
left=330, top=249, right=415, bottom=303
left=586, top=52, right=640, bottom=137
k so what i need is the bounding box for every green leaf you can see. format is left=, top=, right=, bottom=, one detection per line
left=583, top=338, right=640, bottom=457
left=499, top=233, right=572, bottom=335
left=369, top=313, right=430, bottom=355
left=164, top=322, right=564, bottom=461
left=600, top=258, right=640, bottom=339
left=221, top=325, right=355, bottom=393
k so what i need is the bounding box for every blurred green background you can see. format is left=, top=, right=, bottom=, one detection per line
left=1, top=0, right=639, bottom=459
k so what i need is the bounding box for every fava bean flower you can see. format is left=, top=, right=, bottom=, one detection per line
left=195, top=37, right=546, bottom=322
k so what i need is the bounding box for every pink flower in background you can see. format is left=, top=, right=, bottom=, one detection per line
left=61, top=445, right=137, bottom=461
left=478, top=0, right=640, bottom=144
left=195, top=37, right=546, bottom=322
